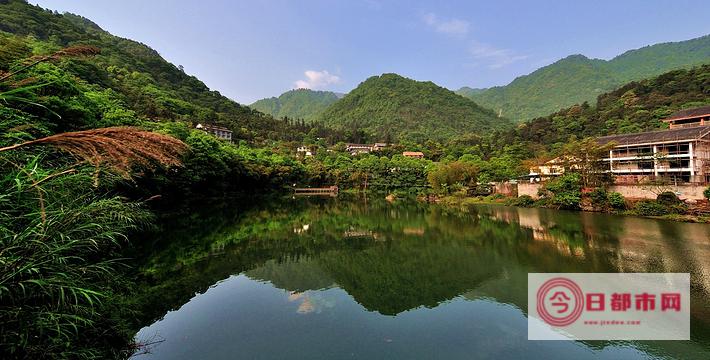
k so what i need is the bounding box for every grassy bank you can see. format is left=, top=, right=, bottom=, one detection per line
left=430, top=192, right=710, bottom=223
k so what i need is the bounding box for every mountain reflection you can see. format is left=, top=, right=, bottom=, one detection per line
left=133, top=197, right=710, bottom=358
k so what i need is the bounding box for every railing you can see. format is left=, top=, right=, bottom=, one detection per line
left=293, top=186, right=339, bottom=196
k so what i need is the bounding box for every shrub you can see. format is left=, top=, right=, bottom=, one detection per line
left=656, top=191, right=681, bottom=206
left=589, top=188, right=608, bottom=207
left=704, top=186, right=710, bottom=200
left=633, top=200, right=669, bottom=216
left=509, top=195, right=534, bottom=207
left=543, top=173, right=582, bottom=209
left=607, top=192, right=626, bottom=210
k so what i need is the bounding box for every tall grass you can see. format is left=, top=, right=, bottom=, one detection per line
left=0, top=127, right=186, bottom=358
left=0, top=45, right=187, bottom=358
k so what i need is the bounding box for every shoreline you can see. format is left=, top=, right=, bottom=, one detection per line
left=420, top=194, right=710, bottom=224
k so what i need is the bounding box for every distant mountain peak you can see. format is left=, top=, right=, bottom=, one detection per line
left=318, top=72, right=508, bottom=142
left=459, top=34, right=710, bottom=121
left=250, top=88, right=342, bottom=121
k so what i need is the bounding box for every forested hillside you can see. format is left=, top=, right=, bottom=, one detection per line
left=318, top=73, right=508, bottom=142
left=463, top=34, right=710, bottom=121
left=495, top=64, right=710, bottom=155
left=0, top=0, right=310, bottom=142
left=250, top=88, right=342, bottom=122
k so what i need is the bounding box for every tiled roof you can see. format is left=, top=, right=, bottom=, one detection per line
left=665, top=105, right=710, bottom=121
left=597, top=126, right=710, bottom=146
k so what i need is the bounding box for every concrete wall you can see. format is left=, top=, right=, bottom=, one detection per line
left=516, top=182, right=707, bottom=201
left=609, top=184, right=708, bottom=201
left=517, top=183, right=542, bottom=199
left=493, top=182, right=518, bottom=197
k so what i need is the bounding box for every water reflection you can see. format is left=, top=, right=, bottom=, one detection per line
left=132, top=198, right=710, bottom=359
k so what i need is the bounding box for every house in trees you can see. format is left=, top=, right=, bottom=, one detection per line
left=527, top=157, right=566, bottom=183
left=526, top=156, right=583, bottom=183
left=662, top=105, right=710, bottom=129
left=402, top=151, right=424, bottom=159
left=196, top=123, right=233, bottom=142
left=345, top=143, right=389, bottom=156
left=597, top=106, right=710, bottom=184
left=346, top=143, right=372, bottom=155
left=297, top=146, right=313, bottom=157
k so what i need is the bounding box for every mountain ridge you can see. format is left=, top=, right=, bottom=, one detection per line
left=460, top=34, right=710, bottom=121
left=318, top=73, right=509, bottom=142
left=250, top=88, right=342, bottom=121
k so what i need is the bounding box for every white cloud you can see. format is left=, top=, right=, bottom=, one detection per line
left=293, top=70, right=340, bottom=90
left=469, top=41, right=529, bottom=69
left=422, top=13, right=469, bottom=35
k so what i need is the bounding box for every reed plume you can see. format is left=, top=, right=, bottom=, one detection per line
left=0, top=127, right=188, bottom=181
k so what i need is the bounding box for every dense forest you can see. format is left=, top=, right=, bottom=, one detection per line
left=463, top=34, right=710, bottom=121
left=0, top=0, right=343, bottom=143
left=0, top=0, right=709, bottom=358
left=318, top=73, right=508, bottom=143
left=250, top=88, right=343, bottom=123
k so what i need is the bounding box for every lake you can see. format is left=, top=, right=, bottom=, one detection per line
left=132, top=197, right=710, bottom=359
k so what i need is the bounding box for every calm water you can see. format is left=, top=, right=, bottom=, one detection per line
left=132, top=197, right=710, bottom=359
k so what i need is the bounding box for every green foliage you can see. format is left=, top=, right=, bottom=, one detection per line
left=510, top=64, right=710, bottom=148
left=632, top=197, right=687, bottom=217
left=543, top=173, right=582, bottom=209
left=250, top=89, right=341, bottom=122
left=657, top=191, right=682, bottom=206
left=507, top=195, right=535, bottom=207
left=318, top=73, right=509, bottom=142
left=465, top=35, right=710, bottom=121
left=0, top=0, right=333, bottom=143
left=633, top=200, right=670, bottom=216
left=427, top=160, right=478, bottom=194
left=607, top=192, right=626, bottom=210
left=0, top=155, right=151, bottom=359
left=704, top=186, right=710, bottom=200
left=589, top=187, right=608, bottom=207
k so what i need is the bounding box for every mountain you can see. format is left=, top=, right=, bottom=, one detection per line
left=318, top=73, right=508, bottom=142
left=250, top=89, right=342, bottom=122
left=0, top=0, right=297, bottom=141
left=463, top=34, right=710, bottom=122
left=454, top=86, right=486, bottom=98
left=504, top=64, right=710, bottom=151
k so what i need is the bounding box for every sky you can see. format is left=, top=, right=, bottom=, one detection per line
left=30, top=0, right=710, bottom=104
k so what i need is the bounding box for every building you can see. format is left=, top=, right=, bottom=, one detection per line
left=527, top=157, right=566, bottom=183
left=662, top=105, right=710, bottom=129
left=372, top=143, right=388, bottom=151
left=597, top=107, right=710, bottom=184
left=402, top=151, right=424, bottom=159
left=196, top=123, right=233, bottom=142
left=297, top=146, right=313, bottom=157
left=345, top=142, right=389, bottom=156
left=346, top=143, right=372, bottom=155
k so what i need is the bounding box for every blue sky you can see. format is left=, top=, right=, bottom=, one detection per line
left=31, top=0, right=710, bottom=104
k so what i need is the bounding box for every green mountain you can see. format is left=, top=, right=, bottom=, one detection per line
left=249, top=89, right=342, bottom=121
left=318, top=73, right=508, bottom=142
left=463, top=34, right=710, bottom=122
left=506, top=64, right=710, bottom=150
left=454, top=86, right=486, bottom=98
left=0, top=0, right=296, bottom=141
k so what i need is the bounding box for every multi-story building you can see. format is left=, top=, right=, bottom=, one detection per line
left=597, top=106, right=710, bottom=184
left=345, top=143, right=389, bottom=156
left=402, top=151, right=424, bottom=159
left=196, top=123, right=233, bottom=142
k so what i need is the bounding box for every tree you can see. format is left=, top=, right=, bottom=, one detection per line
left=543, top=173, right=582, bottom=209
left=427, top=161, right=478, bottom=194
left=560, top=137, right=615, bottom=188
